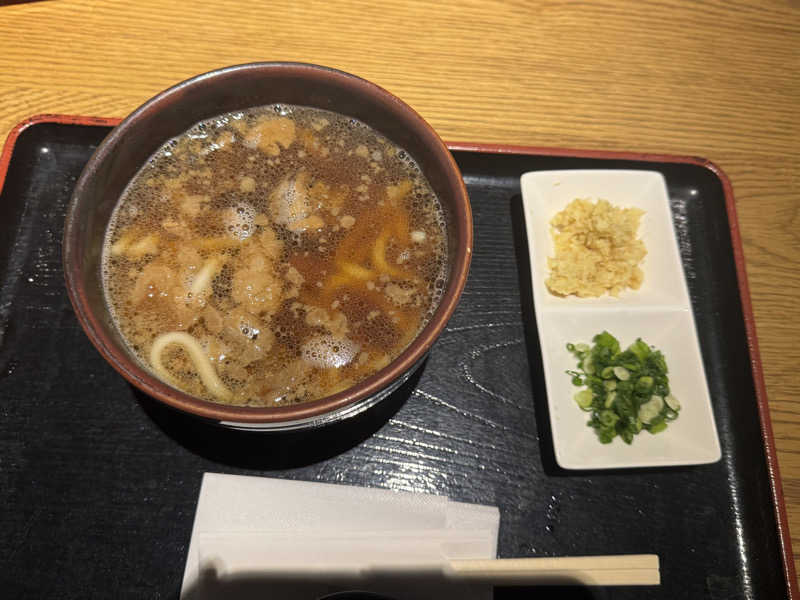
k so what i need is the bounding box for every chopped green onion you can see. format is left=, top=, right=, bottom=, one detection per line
left=574, top=389, right=593, bottom=409
left=582, top=356, right=595, bottom=375
left=593, top=331, right=621, bottom=353
left=613, top=366, right=630, bottom=381
left=565, top=332, right=679, bottom=445
left=628, top=339, right=651, bottom=361
left=665, top=394, right=681, bottom=411
left=598, top=428, right=616, bottom=444
left=638, top=395, right=664, bottom=424
left=598, top=410, right=619, bottom=427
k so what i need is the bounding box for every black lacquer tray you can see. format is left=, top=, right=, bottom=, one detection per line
left=0, top=116, right=794, bottom=599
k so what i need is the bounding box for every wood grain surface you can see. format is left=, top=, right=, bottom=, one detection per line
left=1, top=0, right=798, bottom=585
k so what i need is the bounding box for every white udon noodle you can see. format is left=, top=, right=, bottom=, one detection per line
left=189, top=257, right=222, bottom=299
left=146, top=259, right=233, bottom=402
left=149, top=331, right=233, bottom=402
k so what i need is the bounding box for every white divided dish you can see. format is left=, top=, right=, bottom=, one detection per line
left=520, top=170, right=721, bottom=469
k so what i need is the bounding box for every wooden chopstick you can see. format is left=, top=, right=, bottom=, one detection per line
left=447, top=554, right=660, bottom=586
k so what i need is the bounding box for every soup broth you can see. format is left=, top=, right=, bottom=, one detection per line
left=102, top=105, right=447, bottom=406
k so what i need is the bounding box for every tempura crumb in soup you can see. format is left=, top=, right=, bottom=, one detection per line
left=102, top=105, right=447, bottom=406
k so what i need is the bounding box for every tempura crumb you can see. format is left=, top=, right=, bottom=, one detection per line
left=546, top=198, right=646, bottom=297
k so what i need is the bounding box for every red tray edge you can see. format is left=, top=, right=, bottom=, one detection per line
left=1, top=114, right=795, bottom=598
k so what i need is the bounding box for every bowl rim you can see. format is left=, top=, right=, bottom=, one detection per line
left=63, top=61, right=472, bottom=424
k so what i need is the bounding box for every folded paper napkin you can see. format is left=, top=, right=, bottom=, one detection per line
left=180, top=473, right=500, bottom=600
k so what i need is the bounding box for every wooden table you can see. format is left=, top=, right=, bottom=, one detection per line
left=2, top=0, right=798, bottom=588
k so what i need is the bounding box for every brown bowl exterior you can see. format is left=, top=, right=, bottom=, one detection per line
left=63, top=62, right=472, bottom=427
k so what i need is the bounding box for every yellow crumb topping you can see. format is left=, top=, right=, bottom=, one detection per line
left=545, top=198, right=646, bottom=297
